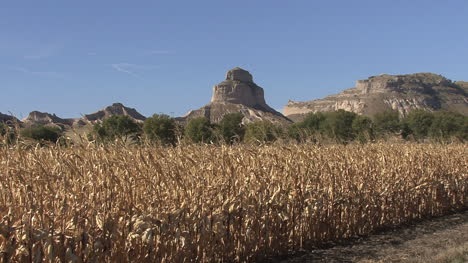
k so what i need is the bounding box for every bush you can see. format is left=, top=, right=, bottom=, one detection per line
left=373, top=110, right=401, bottom=136
left=90, top=115, right=141, bottom=142
left=320, top=110, right=358, bottom=143
left=143, top=114, right=178, bottom=145
left=244, top=121, right=283, bottom=144
left=184, top=117, right=215, bottom=143
left=352, top=115, right=374, bottom=143
left=429, top=111, right=468, bottom=141
left=20, top=125, right=62, bottom=143
left=218, top=113, right=245, bottom=144
left=289, top=112, right=326, bottom=142
left=404, top=110, right=435, bottom=140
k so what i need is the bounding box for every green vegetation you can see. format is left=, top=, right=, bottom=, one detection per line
left=244, top=121, right=283, bottom=144
left=217, top=112, right=245, bottom=144
left=320, top=110, right=357, bottom=142
left=184, top=117, right=215, bottom=143
left=143, top=114, right=178, bottom=145
left=429, top=111, right=468, bottom=141
left=352, top=115, right=375, bottom=143
left=10, top=109, right=467, bottom=146
left=373, top=110, right=401, bottom=136
left=404, top=109, right=435, bottom=139
left=85, top=110, right=466, bottom=145
left=20, top=125, right=62, bottom=143
left=89, top=115, right=141, bottom=143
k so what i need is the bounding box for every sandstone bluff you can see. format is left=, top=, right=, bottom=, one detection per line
left=284, top=73, right=468, bottom=121
left=180, top=67, right=291, bottom=124
left=18, top=103, right=146, bottom=128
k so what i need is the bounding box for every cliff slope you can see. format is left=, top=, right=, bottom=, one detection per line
left=284, top=73, right=468, bottom=121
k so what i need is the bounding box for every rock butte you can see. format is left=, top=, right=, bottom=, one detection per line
left=180, top=67, right=291, bottom=124
left=284, top=73, right=468, bottom=122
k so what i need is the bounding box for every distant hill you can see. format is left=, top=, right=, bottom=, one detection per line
left=284, top=73, right=468, bottom=121
left=179, top=67, right=291, bottom=124
left=0, top=112, right=20, bottom=125
left=81, top=103, right=146, bottom=124
left=20, top=103, right=146, bottom=128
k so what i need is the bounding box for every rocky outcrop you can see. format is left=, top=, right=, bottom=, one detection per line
left=22, top=111, right=75, bottom=127
left=82, top=103, right=146, bottom=123
left=19, top=103, right=146, bottom=128
left=0, top=112, right=20, bottom=124
left=284, top=73, right=468, bottom=121
left=180, top=67, right=291, bottom=124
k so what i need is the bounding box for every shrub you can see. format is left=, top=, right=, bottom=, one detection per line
left=244, top=121, right=283, bottom=144
left=429, top=111, right=468, bottom=141
left=90, top=115, right=141, bottom=142
left=143, top=114, right=177, bottom=145
left=352, top=115, right=375, bottom=143
left=320, top=110, right=358, bottom=143
left=290, top=112, right=327, bottom=142
left=404, top=110, right=435, bottom=140
left=218, top=113, right=245, bottom=144
left=20, top=125, right=62, bottom=143
left=184, top=117, right=215, bottom=143
left=373, top=110, right=401, bottom=136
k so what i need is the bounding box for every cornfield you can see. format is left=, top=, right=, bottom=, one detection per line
left=0, top=143, right=466, bottom=262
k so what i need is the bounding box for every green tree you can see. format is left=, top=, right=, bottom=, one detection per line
left=320, top=110, right=357, bottom=142
left=429, top=111, right=468, bottom=141
left=404, top=110, right=434, bottom=139
left=373, top=110, right=401, bottom=137
left=90, top=115, right=141, bottom=142
left=301, top=112, right=326, bottom=131
left=287, top=123, right=305, bottom=142
left=184, top=117, right=215, bottom=143
left=244, top=121, right=283, bottom=144
left=289, top=112, right=327, bottom=142
left=143, top=114, right=177, bottom=145
left=20, top=125, right=62, bottom=143
left=218, top=113, right=245, bottom=144
left=352, top=115, right=374, bottom=143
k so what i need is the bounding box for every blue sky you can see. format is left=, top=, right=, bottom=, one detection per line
left=1, top=0, right=467, bottom=119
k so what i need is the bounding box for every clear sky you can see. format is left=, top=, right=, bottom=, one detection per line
left=1, top=0, right=467, bottom=119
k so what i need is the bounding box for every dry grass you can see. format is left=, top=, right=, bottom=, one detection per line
left=0, top=143, right=466, bottom=262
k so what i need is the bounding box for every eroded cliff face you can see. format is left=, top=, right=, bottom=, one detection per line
left=284, top=73, right=468, bottom=121
left=22, top=111, right=75, bottom=127
left=21, top=103, right=147, bottom=128
left=181, top=67, right=291, bottom=124
left=210, top=67, right=275, bottom=112
left=82, top=103, right=146, bottom=123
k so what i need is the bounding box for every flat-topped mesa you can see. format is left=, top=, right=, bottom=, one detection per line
left=284, top=72, right=467, bottom=121
left=210, top=67, right=272, bottom=112
left=356, top=73, right=452, bottom=94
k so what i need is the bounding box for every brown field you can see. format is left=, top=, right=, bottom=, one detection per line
left=0, top=143, right=466, bottom=262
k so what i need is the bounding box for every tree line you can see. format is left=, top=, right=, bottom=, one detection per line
left=1, top=109, right=467, bottom=145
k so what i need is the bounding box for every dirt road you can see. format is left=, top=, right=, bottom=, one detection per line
left=278, top=210, right=468, bottom=263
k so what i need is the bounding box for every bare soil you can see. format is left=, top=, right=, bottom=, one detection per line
left=276, top=210, right=468, bottom=263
